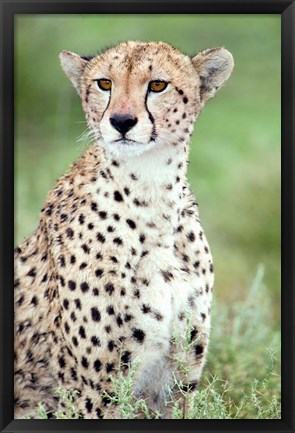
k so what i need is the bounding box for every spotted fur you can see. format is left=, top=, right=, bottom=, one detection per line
left=14, top=41, right=234, bottom=419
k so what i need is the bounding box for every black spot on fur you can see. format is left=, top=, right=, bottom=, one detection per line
left=72, top=336, right=78, bottom=347
left=75, top=299, right=81, bottom=310
left=132, top=328, right=145, bottom=343
left=91, top=336, right=101, bottom=346
left=108, top=341, right=115, bottom=352
left=27, top=267, right=36, bottom=278
left=58, top=356, right=65, bottom=369
left=45, top=204, right=53, bottom=215
left=95, top=268, right=104, bottom=277
left=116, top=315, right=123, bottom=327
left=106, top=305, right=115, bottom=315
left=96, top=233, right=105, bottom=243
left=60, top=213, right=68, bottom=222
left=70, top=368, right=78, bottom=381
left=121, top=351, right=131, bottom=364
left=142, top=304, right=151, bottom=313
left=161, top=270, right=174, bottom=282
left=155, top=312, right=163, bottom=321
left=79, top=326, right=86, bottom=339
left=31, top=296, right=38, bottom=306
left=99, top=211, right=107, bottom=219
left=68, top=280, right=76, bottom=290
left=16, top=294, right=24, bottom=305
left=114, top=191, right=124, bottom=202
left=80, top=282, right=89, bottom=293
left=105, top=283, right=115, bottom=295
left=94, top=358, right=102, bottom=372
left=106, top=362, right=114, bottom=373
left=81, top=356, right=89, bottom=368
left=85, top=398, right=93, bottom=413
left=190, top=327, right=198, bottom=342
left=102, top=394, right=112, bottom=406
left=66, top=228, right=74, bottom=239
left=195, top=345, right=204, bottom=356
left=91, top=307, right=101, bottom=322
left=70, top=255, right=76, bottom=264
left=187, top=231, right=195, bottom=242
left=81, top=244, right=90, bottom=254
left=126, top=219, right=136, bottom=229
left=96, top=408, right=103, bottom=418
left=91, top=202, right=97, bottom=211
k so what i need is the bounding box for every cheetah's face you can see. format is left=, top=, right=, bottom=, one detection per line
left=60, top=41, right=233, bottom=159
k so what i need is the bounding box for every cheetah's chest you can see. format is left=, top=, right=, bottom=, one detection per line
left=51, top=178, right=192, bottom=338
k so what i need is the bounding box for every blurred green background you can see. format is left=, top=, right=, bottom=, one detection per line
left=14, top=14, right=281, bottom=328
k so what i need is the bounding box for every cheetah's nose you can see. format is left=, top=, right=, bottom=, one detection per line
left=110, top=115, right=138, bottom=135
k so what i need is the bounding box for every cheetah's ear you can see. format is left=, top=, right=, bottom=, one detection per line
left=59, top=50, right=89, bottom=95
left=192, top=48, right=234, bottom=102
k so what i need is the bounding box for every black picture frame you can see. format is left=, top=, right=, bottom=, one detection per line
left=0, top=1, right=294, bottom=432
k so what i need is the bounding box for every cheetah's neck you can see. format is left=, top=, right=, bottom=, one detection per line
left=98, top=140, right=189, bottom=195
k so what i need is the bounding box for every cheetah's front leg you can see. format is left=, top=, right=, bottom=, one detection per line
left=168, top=197, right=214, bottom=416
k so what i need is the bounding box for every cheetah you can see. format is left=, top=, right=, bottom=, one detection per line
left=14, top=41, right=234, bottom=419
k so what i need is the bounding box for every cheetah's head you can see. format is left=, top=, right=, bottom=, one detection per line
left=60, top=41, right=233, bottom=159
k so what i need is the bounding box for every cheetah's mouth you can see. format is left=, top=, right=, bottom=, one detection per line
left=108, top=137, right=155, bottom=158
left=114, top=138, right=137, bottom=145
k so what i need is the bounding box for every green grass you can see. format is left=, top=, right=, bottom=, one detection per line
left=204, top=265, right=280, bottom=419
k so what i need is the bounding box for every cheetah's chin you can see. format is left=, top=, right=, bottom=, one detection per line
left=107, top=140, right=155, bottom=158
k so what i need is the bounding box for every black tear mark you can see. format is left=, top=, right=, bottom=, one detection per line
left=144, top=90, right=157, bottom=142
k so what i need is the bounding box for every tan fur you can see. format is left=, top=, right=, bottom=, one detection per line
left=14, top=41, right=233, bottom=419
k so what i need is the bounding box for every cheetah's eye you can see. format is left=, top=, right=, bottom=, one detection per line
left=96, top=79, right=112, bottom=91
left=149, top=80, right=168, bottom=93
